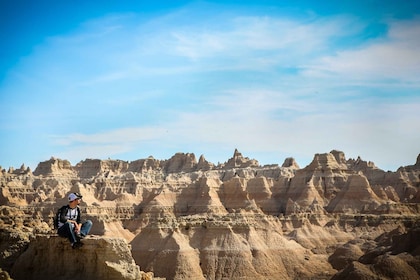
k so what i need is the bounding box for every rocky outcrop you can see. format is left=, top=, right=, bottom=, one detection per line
left=281, top=157, right=299, bottom=169
left=224, top=149, right=259, bottom=168
left=326, top=174, right=384, bottom=213
left=33, top=157, right=75, bottom=177
left=10, top=236, right=153, bottom=280
left=331, top=225, right=420, bottom=280
left=130, top=213, right=336, bottom=279
left=196, top=155, right=214, bottom=171
left=328, top=239, right=373, bottom=270
left=1, top=149, right=420, bottom=279
left=75, top=159, right=130, bottom=178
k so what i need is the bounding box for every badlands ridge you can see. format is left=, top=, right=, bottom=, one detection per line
left=0, top=149, right=419, bottom=279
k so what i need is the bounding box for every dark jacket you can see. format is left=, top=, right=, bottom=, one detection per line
left=58, top=205, right=81, bottom=225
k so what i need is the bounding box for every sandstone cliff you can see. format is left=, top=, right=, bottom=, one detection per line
left=1, top=149, right=419, bottom=279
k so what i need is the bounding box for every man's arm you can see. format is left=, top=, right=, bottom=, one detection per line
left=75, top=207, right=82, bottom=233
left=59, top=206, right=68, bottom=223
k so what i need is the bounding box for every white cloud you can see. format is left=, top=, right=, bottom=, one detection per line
left=167, top=15, right=362, bottom=70
left=51, top=127, right=168, bottom=146
left=304, top=18, right=420, bottom=83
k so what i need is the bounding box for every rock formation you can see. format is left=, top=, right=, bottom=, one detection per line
left=0, top=149, right=419, bottom=279
left=10, top=236, right=152, bottom=280
left=331, top=225, right=420, bottom=280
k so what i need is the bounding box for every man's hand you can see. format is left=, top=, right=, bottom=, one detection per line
left=75, top=223, right=82, bottom=233
left=71, top=220, right=81, bottom=233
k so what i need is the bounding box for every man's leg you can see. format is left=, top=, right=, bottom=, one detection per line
left=80, top=220, right=93, bottom=236
left=58, top=222, right=78, bottom=244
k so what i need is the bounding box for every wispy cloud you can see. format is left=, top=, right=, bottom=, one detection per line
left=167, top=15, right=363, bottom=71
left=19, top=12, right=414, bottom=87
left=304, top=18, right=420, bottom=83
left=51, top=127, right=168, bottom=146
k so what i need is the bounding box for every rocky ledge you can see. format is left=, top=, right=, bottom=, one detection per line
left=10, top=236, right=154, bottom=280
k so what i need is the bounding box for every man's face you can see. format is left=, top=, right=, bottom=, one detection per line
left=70, top=198, right=81, bottom=206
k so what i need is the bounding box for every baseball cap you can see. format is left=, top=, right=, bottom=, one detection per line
left=68, top=192, right=82, bottom=202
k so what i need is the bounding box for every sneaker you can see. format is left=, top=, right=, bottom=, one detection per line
left=72, top=242, right=84, bottom=249
left=75, top=233, right=84, bottom=240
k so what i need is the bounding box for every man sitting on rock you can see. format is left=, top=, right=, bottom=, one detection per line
left=57, top=192, right=93, bottom=249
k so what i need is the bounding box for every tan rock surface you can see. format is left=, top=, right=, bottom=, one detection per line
left=10, top=236, right=151, bottom=280
left=326, top=174, right=384, bottom=213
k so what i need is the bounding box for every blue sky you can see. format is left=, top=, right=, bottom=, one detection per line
left=1, top=0, right=419, bottom=171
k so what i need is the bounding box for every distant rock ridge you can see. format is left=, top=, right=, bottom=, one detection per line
left=281, top=157, right=300, bottom=169
left=1, top=149, right=419, bottom=213
left=29, top=149, right=255, bottom=178
left=33, top=157, right=74, bottom=176
left=224, top=148, right=259, bottom=168
left=21, top=148, right=409, bottom=178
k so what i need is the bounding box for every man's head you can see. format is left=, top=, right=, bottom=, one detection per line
left=68, top=192, right=82, bottom=204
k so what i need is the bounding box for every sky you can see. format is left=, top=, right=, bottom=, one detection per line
left=1, top=0, right=419, bottom=172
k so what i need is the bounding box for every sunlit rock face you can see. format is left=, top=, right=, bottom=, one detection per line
left=10, top=236, right=149, bottom=280
left=1, top=150, right=419, bottom=279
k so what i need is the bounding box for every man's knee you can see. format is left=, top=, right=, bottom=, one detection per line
left=82, top=220, right=93, bottom=235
